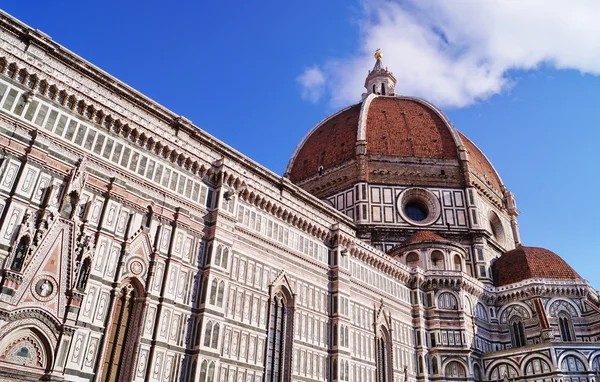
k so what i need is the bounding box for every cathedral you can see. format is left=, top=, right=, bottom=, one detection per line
left=0, top=9, right=598, bottom=382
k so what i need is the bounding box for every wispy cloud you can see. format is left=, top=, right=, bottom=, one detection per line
left=297, top=66, right=326, bottom=103
left=301, top=0, right=600, bottom=108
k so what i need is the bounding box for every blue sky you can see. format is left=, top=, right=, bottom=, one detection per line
left=3, top=1, right=600, bottom=287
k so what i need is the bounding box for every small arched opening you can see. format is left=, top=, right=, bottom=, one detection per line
left=430, top=250, right=445, bottom=270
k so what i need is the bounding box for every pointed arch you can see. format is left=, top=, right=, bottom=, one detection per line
left=100, top=279, right=144, bottom=382
left=265, top=277, right=294, bottom=382
left=0, top=325, right=54, bottom=373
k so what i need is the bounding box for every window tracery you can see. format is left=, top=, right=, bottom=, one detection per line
left=203, top=321, right=219, bottom=349
left=489, top=363, right=518, bottom=381
left=444, top=361, right=466, bottom=378
left=524, top=357, right=551, bottom=377
left=561, top=355, right=587, bottom=381
left=438, top=292, right=458, bottom=310
left=198, top=360, right=215, bottom=382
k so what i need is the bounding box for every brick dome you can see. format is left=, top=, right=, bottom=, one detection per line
left=492, top=245, right=581, bottom=287
left=285, top=95, right=504, bottom=198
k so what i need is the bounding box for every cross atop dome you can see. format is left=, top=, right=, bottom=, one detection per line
left=363, top=49, right=396, bottom=99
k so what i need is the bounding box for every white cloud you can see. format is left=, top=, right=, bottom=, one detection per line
left=304, top=0, right=600, bottom=108
left=297, top=66, right=326, bottom=103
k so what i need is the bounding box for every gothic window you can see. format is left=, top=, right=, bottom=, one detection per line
left=432, top=357, right=438, bottom=374
left=221, top=248, right=229, bottom=268
left=475, top=303, right=488, bottom=321
left=214, top=245, right=222, bottom=266
left=198, top=360, right=216, bottom=382
left=76, top=257, right=91, bottom=291
left=376, top=327, right=392, bottom=382
left=558, top=312, right=574, bottom=341
left=209, top=280, right=218, bottom=305
left=203, top=321, right=219, bottom=349
left=265, top=291, right=292, bottom=382
left=101, top=282, right=143, bottom=382
left=10, top=235, right=29, bottom=272
left=381, top=83, right=386, bottom=95
left=373, top=84, right=376, bottom=93
left=444, top=361, right=466, bottom=378
left=217, top=281, right=225, bottom=307
left=438, top=292, right=458, bottom=310
left=509, top=317, right=526, bottom=348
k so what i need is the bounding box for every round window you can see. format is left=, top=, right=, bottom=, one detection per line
left=397, top=188, right=441, bottom=226
left=404, top=200, right=429, bottom=221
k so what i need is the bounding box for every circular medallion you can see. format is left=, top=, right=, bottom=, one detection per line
left=130, top=260, right=143, bottom=275
left=31, top=275, right=58, bottom=302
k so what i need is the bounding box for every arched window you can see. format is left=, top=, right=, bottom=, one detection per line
left=561, top=355, right=585, bottom=372
left=372, top=84, right=376, bottom=94
left=524, top=358, right=551, bottom=377
left=76, top=257, right=91, bottom=291
left=510, top=317, right=526, bottom=348
left=438, top=292, right=458, bottom=310
left=489, top=363, right=518, bottom=381
left=406, top=252, right=419, bottom=268
left=202, top=321, right=219, bottom=349
left=265, top=291, right=292, bottom=382
left=376, top=327, right=392, bottom=382
left=558, top=312, right=574, bottom=341
left=216, top=281, right=225, bottom=307
left=475, top=303, right=488, bottom=321
left=214, top=245, right=222, bottom=266
left=432, top=357, right=438, bottom=374
left=203, top=321, right=213, bottom=347
left=11, top=235, right=30, bottom=272
left=333, top=358, right=338, bottom=379
left=209, top=279, right=218, bottom=305
left=211, top=324, right=219, bottom=349
left=473, top=364, right=482, bottom=381
left=381, top=83, right=386, bottom=95
left=592, top=356, right=600, bottom=372
left=431, top=250, right=445, bottom=270
left=221, top=248, right=229, bottom=268
left=453, top=254, right=462, bottom=271
left=444, top=361, right=466, bottom=378
left=198, top=360, right=216, bottom=382
left=489, top=211, right=505, bottom=245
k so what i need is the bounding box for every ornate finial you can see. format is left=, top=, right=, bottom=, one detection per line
left=374, top=48, right=383, bottom=60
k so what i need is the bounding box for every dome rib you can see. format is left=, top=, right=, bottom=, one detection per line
left=459, top=131, right=504, bottom=194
